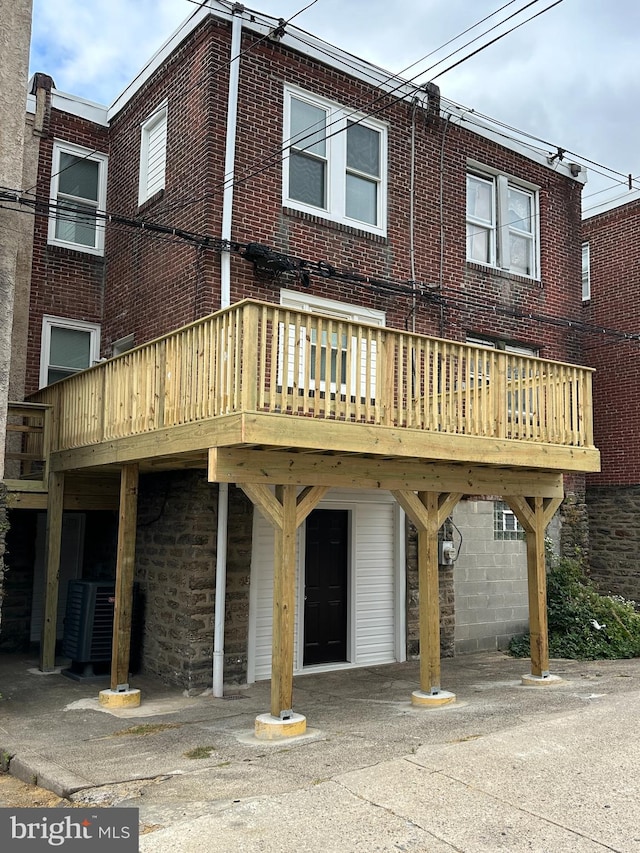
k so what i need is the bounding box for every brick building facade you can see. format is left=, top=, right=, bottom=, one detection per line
left=3, top=3, right=592, bottom=690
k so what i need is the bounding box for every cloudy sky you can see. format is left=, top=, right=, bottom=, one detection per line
left=29, top=0, right=640, bottom=212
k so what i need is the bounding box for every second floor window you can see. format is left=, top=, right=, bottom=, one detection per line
left=138, top=104, right=167, bottom=205
left=283, top=87, right=387, bottom=235
left=581, top=242, right=591, bottom=301
left=48, top=141, right=108, bottom=255
left=466, top=170, right=539, bottom=278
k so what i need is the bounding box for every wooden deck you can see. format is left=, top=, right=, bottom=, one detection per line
left=6, top=299, right=599, bottom=488
left=3, top=299, right=601, bottom=707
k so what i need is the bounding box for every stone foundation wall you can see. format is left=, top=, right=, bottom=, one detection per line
left=405, top=517, right=455, bottom=659
left=560, top=476, right=589, bottom=561
left=587, top=485, right=640, bottom=601
left=134, top=472, right=253, bottom=692
left=0, top=483, right=7, bottom=635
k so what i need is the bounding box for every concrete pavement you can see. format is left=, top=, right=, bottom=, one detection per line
left=0, top=651, right=638, bottom=851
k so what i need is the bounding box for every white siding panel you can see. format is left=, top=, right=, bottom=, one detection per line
left=354, top=501, right=395, bottom=664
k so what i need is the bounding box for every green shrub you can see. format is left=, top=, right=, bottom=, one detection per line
left=508, top=556, right=640, bottom=660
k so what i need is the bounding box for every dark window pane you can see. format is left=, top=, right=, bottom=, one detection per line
left=347, top=122, right=379, bottom=177
left=346, top=173, right=376, bottom=224
left=50, top=327, right=91, bottom=371
left=290, top=98, right=326, bottom=156
left=47, top=367, right=76, bottom=385
left=289, top=151, right=325, bottom=208
left=54, top=202, right=97, bottom=247
left=58, top=154, right=99, bottom=201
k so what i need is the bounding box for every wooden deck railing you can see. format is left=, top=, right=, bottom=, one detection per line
left=4, top=402, right=51, bottom=483
left=30, top=300, right=595, bottom=454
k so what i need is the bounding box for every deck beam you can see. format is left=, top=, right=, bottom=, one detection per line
left=210, top=447, right=564, bottom=497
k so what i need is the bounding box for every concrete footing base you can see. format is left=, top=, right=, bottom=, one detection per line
left=411, top=689, right=456, bottom=707
left=98, top=688, right=142, bottom=708
left=254, top=713, right=307, bottom=740
left=521, top=673, right=564, bottom=687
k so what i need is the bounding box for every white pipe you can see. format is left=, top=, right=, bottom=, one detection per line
left=213, top=7, right=242, bottom=698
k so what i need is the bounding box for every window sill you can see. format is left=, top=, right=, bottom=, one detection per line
left=465, top=260, right=540, bottom=285
left=137, top=188, right=165, bottom=215
left=283, top=207, right=387, bottom=244
left=46, top=240, right=105, bottom=259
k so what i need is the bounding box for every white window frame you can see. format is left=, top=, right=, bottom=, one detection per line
left=138, top=103, right=168, bottom=205
left=466, top=162, right=540, bottom=279
left=279, top=290, right=385, bottom=397
left=495, top=501, right=524, bottom=537
left=48, top=140, right=108, bottom=255
left=581, top=242, right=591, bottom=301
left=283, top=86, right=387, bottom=236
left=39, top=315, right=101, bottom=388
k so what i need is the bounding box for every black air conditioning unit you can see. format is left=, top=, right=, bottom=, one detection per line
left=62, top=580, right=115, bottom=680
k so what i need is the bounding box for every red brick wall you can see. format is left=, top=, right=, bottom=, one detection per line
left=26, top=15, right=586, bottom=391
left=583, top=198, right=640, bottom=486
left=25, top=106, right=108, bottom=393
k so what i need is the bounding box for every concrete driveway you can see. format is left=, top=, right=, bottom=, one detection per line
left=0, top=651, right=638, bottom=851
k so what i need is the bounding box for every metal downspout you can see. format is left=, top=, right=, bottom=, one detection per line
left=213, top=6, right=242, bottom=698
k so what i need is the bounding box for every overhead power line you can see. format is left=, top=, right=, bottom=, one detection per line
left=155, top=0, right=568, bottom=220
left=4, top=188, right=639, bottom=347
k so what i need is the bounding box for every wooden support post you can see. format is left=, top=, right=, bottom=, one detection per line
left=271, top=484, right=297, bottom=719
left=39, top=471, right=65, bottom=672
left=418, top=491, right=441, bottom=693
left=111, top=464, right=139, bottom=691
left=391, top=490, right=461, bottom=705
left=527, top=499, right=548, bottom=677
left=238, top=480, right=328, bottom=737
left=505, top=495, right=563, bottom=681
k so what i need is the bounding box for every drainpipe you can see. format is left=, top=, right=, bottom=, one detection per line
left=213, top=5, right=242, bottom=698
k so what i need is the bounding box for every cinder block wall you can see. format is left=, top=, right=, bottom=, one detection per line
left=453, top=499, right=529, bottom=653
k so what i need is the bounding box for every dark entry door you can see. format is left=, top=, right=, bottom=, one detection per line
left=303, top=509, right=349, bottom=665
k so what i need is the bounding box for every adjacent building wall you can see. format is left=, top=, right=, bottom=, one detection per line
left=583, top=199, right=640, bottom=598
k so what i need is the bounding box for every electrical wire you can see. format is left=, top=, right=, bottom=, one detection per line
left=5, top=190, right=640, bottom=347
left=155, top=0, right=563, bottom=220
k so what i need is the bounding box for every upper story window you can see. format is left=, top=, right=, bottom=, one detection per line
left=138, top=104, right=167, bottom=205
left=466, top=167, right=539, bottom=279
left=39, top=316, right=101, bottom=388
left=581, top=242, right=591, bottom=301
left=283, top=87, right=387, bottom=235
left=48, top=140, right=108, bottom=255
